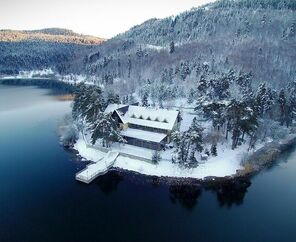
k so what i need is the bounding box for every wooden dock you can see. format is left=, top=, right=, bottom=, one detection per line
left=75, top=151, right=119, bottom=184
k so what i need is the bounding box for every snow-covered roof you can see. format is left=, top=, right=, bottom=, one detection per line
left=123, top=105, right=179, bottom=131
left=121, top=128, right=167, bottom=143
left=104, top=104, right=129, bottom=114
left=104, top=104, right=180, bottom=131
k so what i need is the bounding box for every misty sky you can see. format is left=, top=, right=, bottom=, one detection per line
left=0, top=0, right=214, bottom=38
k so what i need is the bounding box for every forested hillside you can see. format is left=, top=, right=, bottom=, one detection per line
left=0, top=28, right=104, bottom=75
left=79, top=0, right=295, bottom=95
left=1, top=0, right=295, bottom=95
left=0, top=28, right=104, bottom=44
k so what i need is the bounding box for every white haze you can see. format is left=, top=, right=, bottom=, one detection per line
left=0, top=0, right=215, bottom=38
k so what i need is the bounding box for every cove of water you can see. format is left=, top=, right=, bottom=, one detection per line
left=0, top=83, right=295, bottom=242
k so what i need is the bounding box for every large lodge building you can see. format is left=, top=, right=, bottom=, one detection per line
left=104, top=104, right=182, bottom=150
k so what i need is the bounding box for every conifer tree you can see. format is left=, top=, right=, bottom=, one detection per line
left=197, top=75, right=208, bottom=95
left=172, top=118, right=203, bottom=167
left=107, top=91, right=120, bottom=105
left=84, top=86, right=105, bottom=124
left=211, top=144, right=218, bottom=156
left=226, top=99, right=258, bottom=149
left=90, top=113, right=125, bottom=147
left=141, top=91, right=149, bottom=107
left=187, top=88, right=195, bottom=104
left=278, top=89, right=287, bottom=126
left=169, top=41, right=175, bottom=54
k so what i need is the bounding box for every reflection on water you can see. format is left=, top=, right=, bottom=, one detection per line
left=0, top=85, right=53, bottom=112
left=169, top=179, right=251, bottom=210
left=95, top=172, right=124, bottom=195
left=169, top=185, right=202, bottom=210
left=208, top=179, right=251, bottom=208
left=94, top=171, right=251, bottom=211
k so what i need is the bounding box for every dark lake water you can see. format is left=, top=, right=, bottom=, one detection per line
left=0, top=84, right=296, bottom=242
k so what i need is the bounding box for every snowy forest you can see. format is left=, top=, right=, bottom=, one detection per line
left=68, top=72, right=296, bottom=168
left=2, top=0, right=296, bottom=169
left=1, top=0, right=295, bottom=91
left=77, top=0, right=296, bottom=93
left=54, top=0, right=296, bottom=170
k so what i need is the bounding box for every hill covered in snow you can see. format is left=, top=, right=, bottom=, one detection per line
left=1, top=0, right=295, bottom=92
left=77, top=0, right=295, bottom=93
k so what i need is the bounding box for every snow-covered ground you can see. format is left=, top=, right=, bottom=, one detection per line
left=0, top=69, right=55, bottom=79
left=146, top=44, right=167, bottom=52
left=57, top=74, right=98, bottom=85
left=72, top=107, right=267, bottom=179
left=74, top=136, right=250, bottom=180
left=0, top=69, right=98, bottom=86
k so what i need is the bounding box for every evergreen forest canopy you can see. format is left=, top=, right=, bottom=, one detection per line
left=79, top=0, right=295, bottom=94
left=0, top=28, right=104, bottom=75
left=0, top=0, right=295, bottom=92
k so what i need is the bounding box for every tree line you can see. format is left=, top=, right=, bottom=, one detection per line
left=72, top=83, right=124, bottom=147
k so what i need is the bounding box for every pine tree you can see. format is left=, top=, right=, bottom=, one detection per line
left=188, top=117, right=204, bottom=153
left=187, top=88, right=195, bottom=104
left=211, top=144, right=217, bottom=156
left=72, top=83, right=87, bottom=120
left=172, top=131, right=193, bottom=167
left=197, top=75, right=208, bottom=94
left=141, top=91, right=149, bottom=107
left=278, top=89, right=287, bottom=126
left=172, top=118, right=203, bottom=168
left=180, top=61, right=190, bottom=81
left=287, top=81, right=296, bottom=125
left=204, top=148, right=210, bottom=156
left=127, top=55, right=132, bottom=78
left=84, top=86, right=105, bottom=124
left=122, top=95, right=128, bottom=104
left=255, top=83, right=268, bottom=116
left=72, top=84, right=105, bottom=125
left=90, top=113, right=125, bottom=147
left=236, top=72, right=252, bottom=95
left=202, top=62, right=210, bottom=73
left=107, top=91, right=120, bottom=105
left=226, top=99, right=258, bottom=149
left=210, top=75, right=230, bottom=101
left=169, top=41, right=175, bottom=54
left=202, top=101, right=227, bottom=130
left=265, top=87, right=276, bottom=118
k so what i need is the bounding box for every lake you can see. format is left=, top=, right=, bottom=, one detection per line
left=0, top=83, right=295, bottom=242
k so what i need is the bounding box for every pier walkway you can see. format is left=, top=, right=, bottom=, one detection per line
left=75, top=151, right=119, bottom=184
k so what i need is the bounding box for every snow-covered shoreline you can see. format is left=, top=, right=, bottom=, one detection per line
left=73, top=133, right=296, bottom=181
left=73, top=137, right=250, bottom=180
left=0, top=69, right=96, bottom=86
left=0, top=69, right=55, bottom=80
